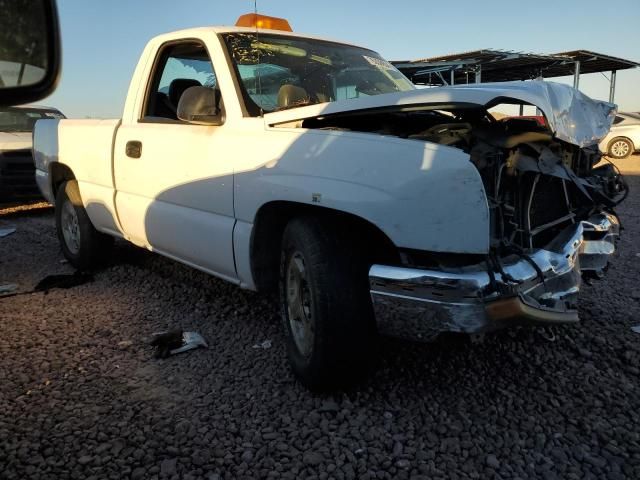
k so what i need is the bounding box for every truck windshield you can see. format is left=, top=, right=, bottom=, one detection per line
left=221, top=33, right=414, bottom=115
left=0, top=108, right=64, bottom=132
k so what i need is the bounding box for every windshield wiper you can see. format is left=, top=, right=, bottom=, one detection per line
left=274, top=99, right=318, bottom=111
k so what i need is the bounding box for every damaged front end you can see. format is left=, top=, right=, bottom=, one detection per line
left=302, top=82, right=626, bottom=339
left=370, top=212, right=619, bottom=339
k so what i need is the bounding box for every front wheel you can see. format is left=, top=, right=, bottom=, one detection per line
left=55, top=180, right=113, bottom=270
left=607, top=137, right=633, bottom=159
left=279, top=216, right=377, bottom=390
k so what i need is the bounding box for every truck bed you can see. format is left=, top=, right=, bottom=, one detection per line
left=33, top=118, right=121, bottom=202
left=34, top=118, right=123, bottom=235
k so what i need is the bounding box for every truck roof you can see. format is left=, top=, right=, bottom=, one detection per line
left=150, top=26, right=371, bottom=52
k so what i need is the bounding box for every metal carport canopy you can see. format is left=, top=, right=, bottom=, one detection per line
left=392, top=49, right=640, bottom=103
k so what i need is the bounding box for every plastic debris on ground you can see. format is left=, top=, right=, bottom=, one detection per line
left=149, top=330, right=208, bottom=358
left=0, top=284, right=18, bottom=297
left=117, top=340, right=133, bottom=350
left=631, top=325, right=640, bottom=334
left=0, top=226, right=16, bottom=238
left=537, top=327, right=557, bottom=342
left=252, top=339, right=272, bottom=349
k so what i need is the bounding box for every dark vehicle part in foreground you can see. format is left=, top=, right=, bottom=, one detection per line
left=0, top=0, right=61, bottom=106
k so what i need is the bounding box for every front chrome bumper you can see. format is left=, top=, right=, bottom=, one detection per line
left=369, top=212, right=619, bottom=341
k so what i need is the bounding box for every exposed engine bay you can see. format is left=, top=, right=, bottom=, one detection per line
left=302, top=105, right=627, bottom=259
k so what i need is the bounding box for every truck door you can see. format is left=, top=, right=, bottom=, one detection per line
left=113, top=40, right=237, bottom=282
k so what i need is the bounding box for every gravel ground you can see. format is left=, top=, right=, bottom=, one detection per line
left=1, top=157, right=639, bottom=480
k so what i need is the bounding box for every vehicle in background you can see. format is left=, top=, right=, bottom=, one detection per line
left=599, top=112, right=640, bottom=159
left=0, top=105, right=64, bottom=201
left=33, top=16, right=626, bottom=389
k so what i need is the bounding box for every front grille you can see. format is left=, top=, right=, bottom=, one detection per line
left=0, top=149, right=39, bottom=200
left=529, top=176, right=570, bottom=228
left=526, top=175, right=573, bottom=248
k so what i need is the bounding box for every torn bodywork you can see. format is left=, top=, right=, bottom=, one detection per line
left=297, top=82, right=626, bottom=339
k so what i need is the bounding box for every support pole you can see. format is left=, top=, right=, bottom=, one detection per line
left=609, top=70, right=617, bottom=103
left=450, top=69, right=455, bottom=86
left=475, top=66, right=482, bottom=84
left=573, top=60, right=581, bottom=89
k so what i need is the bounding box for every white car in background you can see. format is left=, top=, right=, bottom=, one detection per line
left=599, top=112, right=640, bottom=159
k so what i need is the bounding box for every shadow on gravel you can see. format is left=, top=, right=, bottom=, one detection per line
left=107, top=240, right=275, bottom=305
left=34, top=272, right=95, bottom=293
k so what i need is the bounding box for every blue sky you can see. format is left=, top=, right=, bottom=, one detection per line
left=46, top=0, right=640, bottom=118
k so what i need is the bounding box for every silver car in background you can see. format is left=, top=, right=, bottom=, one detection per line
left=599, top=112, right=640, bottom=159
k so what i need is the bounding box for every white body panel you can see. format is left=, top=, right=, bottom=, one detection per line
left=34, top=119, right=122, bottom=231
left=264, top=81, right=615, bottom=149
left=113, top=121, right=236, bottom=278
left=232, top=125, right=489, bottom=254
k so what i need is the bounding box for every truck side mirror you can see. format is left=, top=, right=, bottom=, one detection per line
left=177, top=86, right=224, bottom=126
left=0, top=0, right=61, bottom=106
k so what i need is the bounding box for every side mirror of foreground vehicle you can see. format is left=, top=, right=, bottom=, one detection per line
left=0, top=0, right=61, bottom=106
left=177, top=86, right=224, bottom=126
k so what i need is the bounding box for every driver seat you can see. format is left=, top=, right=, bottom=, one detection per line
left=277, top=85, right=310, bottom=109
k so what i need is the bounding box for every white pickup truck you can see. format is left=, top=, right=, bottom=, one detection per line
left=34, top=16, right=626, bottom=389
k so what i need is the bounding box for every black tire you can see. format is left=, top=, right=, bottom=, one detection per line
left=55, top=180, right=113, bottom=270
left=279, top=216, right=377, bottom=390
left=607, top=137, right=634, bottom=159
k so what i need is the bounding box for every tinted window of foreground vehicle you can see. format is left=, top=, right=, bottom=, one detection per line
left=0, top=0, right=61, bottom=106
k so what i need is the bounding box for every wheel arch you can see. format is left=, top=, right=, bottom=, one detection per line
left=250, top=201, right=399, bottom=293
left=49, top=163, right=76, bottom=204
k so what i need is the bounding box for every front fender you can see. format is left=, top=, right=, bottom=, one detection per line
left=234, top=129, right=490, bottom=254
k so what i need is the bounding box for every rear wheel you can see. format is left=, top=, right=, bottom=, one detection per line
left=279, top=216, right=377, bottom=390
left=607, top=137, right=633, bottom=159
left=55, top=180, right=113, bottom=270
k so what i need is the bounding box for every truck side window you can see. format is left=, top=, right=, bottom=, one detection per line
left=143, top=42, right=218, bottom=121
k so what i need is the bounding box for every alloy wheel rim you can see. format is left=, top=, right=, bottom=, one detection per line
left=611, top=140, right=630, bottom=158
left=286, top=251, right=314, bottom=357
left=61, top=199, right=81, bottom=255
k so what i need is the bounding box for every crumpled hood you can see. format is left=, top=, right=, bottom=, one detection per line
left=265, top=80, right=616, bottom=148
left=0, top=131, right=32, bottom=151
